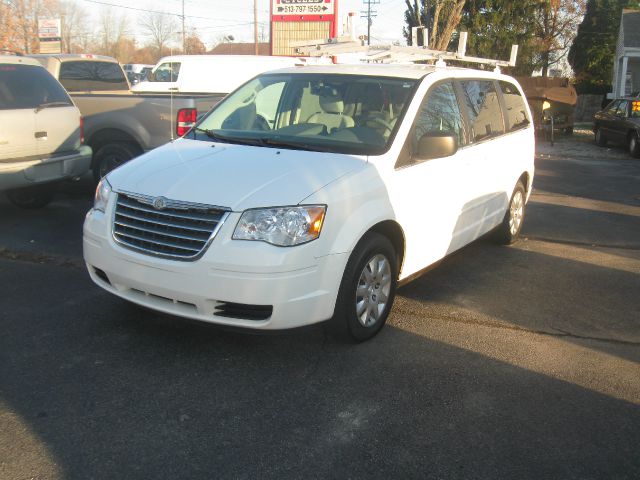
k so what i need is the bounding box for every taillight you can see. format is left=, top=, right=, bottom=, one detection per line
left=80, top=116, right=85, bottom=144
left=176, top=108, right=197, bottom=136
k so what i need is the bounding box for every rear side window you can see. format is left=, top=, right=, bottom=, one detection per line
left=413, top=81, right=465, bottom=149
left=460, top=80, right=504, bottom=142
left=498, top=81, right=530, bottom=132
left=148, top=62, right=181, bottom=82
left=59, top=61, right=128, bottom=91
left=0, top=64, right=72, bottom=110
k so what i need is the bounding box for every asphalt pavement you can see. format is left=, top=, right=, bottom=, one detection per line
left=1, top=131, right=639, bottom=479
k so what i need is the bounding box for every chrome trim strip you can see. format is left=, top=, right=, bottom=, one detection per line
left=119, top=190, right=230, bottom=212
left=114, top=231, right=201, bottom=252
left=114, top=210, right=214, bottom=233
left=114, top=219, right=209, bottom=243
left=117, top=198, right=223, bottom=223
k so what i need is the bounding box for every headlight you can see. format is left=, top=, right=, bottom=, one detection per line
left=94, top=178, right=112, bottom=212
left=233, top=205, right=326, bottom=246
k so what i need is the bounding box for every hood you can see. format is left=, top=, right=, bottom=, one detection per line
left=107, top=138, right=366, bottom=211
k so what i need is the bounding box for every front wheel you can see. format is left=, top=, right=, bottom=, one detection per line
left=595, top=127, right=607, bottom=147
left=6, top=183, right=57, bottom=209
left=93, top=142, right=141, bottom=182
left=494, top=182, right=526, bottom=245
left=329, top=233, right=398, bottom=342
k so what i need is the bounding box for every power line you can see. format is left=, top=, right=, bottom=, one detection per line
left=361, top=0, right=380, bottom=46
left=81, top=0, right=236, bottom=21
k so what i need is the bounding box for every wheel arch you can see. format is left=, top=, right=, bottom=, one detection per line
left=366, top=220, right=406, bottom=276
left=88, top=129, right=143, bottom=170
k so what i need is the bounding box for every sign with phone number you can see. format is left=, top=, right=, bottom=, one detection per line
left=272, top=0, right=335, bottom=16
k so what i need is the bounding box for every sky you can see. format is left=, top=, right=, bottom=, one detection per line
left=80, top=0, right=409, bottom=49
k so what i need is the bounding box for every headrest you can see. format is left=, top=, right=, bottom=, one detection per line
left=320, top=90, right=344, bottom=114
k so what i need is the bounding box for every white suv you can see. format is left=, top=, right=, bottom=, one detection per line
left=83, top=64, right=534, bottom=341
left=0, top=55, right=92, bottom=207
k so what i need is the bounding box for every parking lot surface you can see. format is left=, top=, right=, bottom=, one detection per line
left=1, top=130, right=639, bottom=479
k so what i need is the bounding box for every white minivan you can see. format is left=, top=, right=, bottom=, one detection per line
left=84, top=64, right=534, bottom=341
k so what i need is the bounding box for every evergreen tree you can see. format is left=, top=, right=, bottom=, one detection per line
left=459, top=0, right=542, bottom=75
left=568, top=0, right=639, bottom=92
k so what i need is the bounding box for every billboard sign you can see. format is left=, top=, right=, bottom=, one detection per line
left=38, top=19, right=61, bottom=39
left=272, top=0, right=335, bottom=18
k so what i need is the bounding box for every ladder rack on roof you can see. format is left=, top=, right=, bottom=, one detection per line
left=292, top=29, right=518, bottom=73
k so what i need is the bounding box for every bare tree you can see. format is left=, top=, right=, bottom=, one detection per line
left=139, top=11, right=177, bottom=57
left=96, top=6, right=130, bottom=58
left=536, top=0, right=586, bottom=76
left=57, top=0, right=89, bottom=53
left=404, top=0, right=466, bottom=50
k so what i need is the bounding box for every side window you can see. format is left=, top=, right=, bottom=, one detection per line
left=460, top=80, right=505, bottom=141
left=413, top=81, right=465, bottom=152
left=616, top=100, right=629, bottom=117
left=59, top=61, right=128, bottom=91
left=0, top=64, right=72, bottom=109
left=631, top=100, right=640, bottom=119
left=149, top=62, right=181, bottom=83
left=498, top=81, right=530, bottom=132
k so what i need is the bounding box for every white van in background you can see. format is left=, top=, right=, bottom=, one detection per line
left=131, top=55, right=305, bottom=95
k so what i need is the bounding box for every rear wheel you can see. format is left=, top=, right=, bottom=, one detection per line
left=93, top=142, right=141, bottom=182
left=595, top=127, right=607, bottom=147
left=494, top=182, right=526, bottom=245
left=6, top=183, right=57, bottom=209
left=329, top=233, right=398, bottom=342
left=628, top=132, right=640, bottom=158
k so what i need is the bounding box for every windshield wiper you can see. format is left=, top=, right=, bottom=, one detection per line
left=192, top=128, right=331, bottom=152
left=257, top=136, right=334, bottom=152
left=35, top=101, right=71, bottom=113
left=192, top=128, right=264, bottom=146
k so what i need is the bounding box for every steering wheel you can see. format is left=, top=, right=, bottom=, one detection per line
left=253, top=115, right=271, bottom=131
left=364, top=117, right=394, bottom=133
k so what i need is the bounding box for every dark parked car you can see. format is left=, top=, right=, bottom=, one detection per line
left=593, top=97, right=640, bottom=158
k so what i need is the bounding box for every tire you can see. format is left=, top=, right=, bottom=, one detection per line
left=494, top=182, right=526, bottom=245
left=329, top=232, right=398, bottom=342
left=595, top=127, right=607, bottom=147
left=6, top=183, right=57, bottom=209
left=564, top=126, right=574, bottom=135
left=93, top=142, right=141, bottom=182
left=628, top=132, right=640, bottom=158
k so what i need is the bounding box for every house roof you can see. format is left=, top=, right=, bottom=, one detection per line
left=623, top=10, right=640, bottom=48
left=209, top=42, right=271, bottom=55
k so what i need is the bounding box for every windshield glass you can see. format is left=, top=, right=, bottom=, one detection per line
left=148, top=62, right=180, bottom=82
left=191, top=73, right=419, bottom=155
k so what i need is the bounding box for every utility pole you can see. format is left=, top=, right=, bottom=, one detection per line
left=254, top=0, right=259, bottom=55
left=360, top=0, right=379, bottom=46
left=181, top=0, right=186, bottom=53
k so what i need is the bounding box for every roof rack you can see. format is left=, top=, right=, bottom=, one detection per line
left=293, top=28, right=518, bottom=73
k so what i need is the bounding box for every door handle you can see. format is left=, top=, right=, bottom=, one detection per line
left=35, top=131, right=47, bottom=139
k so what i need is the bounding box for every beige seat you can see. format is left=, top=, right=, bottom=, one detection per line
left=308, top=90, right=354, bottom=132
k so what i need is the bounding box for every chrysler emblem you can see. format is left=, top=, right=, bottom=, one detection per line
left=152, top=196, right=167, bottom=210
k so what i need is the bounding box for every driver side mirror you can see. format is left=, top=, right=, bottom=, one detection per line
left=416, top=132, right=458, bottom=160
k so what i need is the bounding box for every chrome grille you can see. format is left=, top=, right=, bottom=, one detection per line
left=113, top=192, right=230, bottom=260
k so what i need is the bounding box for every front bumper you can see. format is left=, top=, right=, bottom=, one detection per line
left=83, top=205, right=348, bottom=330
left=0, top=146, right=92, bottom=190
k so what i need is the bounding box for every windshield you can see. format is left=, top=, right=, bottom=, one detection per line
left=148, top=62, right=180, bottom=82
left=191, top=73, right=419, bottom=155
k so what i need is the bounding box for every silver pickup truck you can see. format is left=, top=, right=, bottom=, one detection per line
left=31, top=54, right=224, bottom=180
